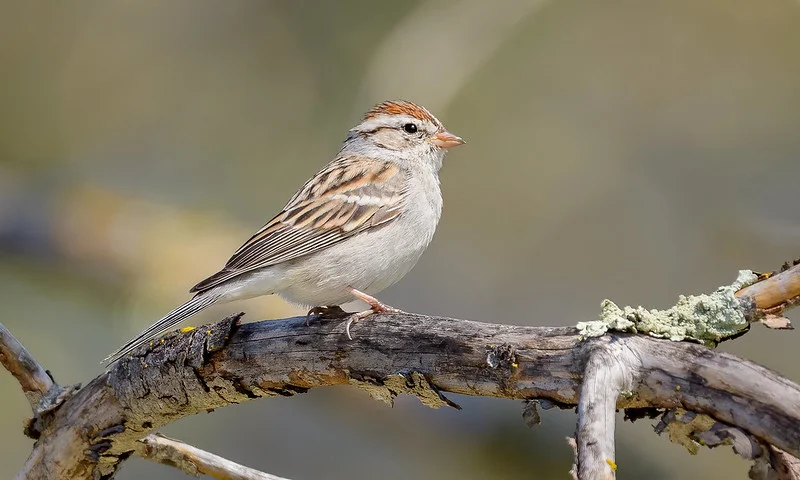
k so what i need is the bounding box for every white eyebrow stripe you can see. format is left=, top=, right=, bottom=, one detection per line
left=331, top=194, right=386, bottom=206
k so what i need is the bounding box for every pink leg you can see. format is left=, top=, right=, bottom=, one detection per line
left=344, top=288, right=404, bottom=339
left=348, top=288, right=402, bottom=313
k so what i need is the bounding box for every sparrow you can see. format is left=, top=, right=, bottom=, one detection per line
left=105, top=100, right=464, bottom=363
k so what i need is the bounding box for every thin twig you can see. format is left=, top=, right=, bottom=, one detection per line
left=0, top=322, right=53, bottom=411
left=736, top=263, right=800, bottom=315
left=139, top=433, right=289, bottom=480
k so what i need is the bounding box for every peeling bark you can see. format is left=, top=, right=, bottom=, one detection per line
left=3, top=261, right=799, bottom=479
left=8, top=310, right=799, bottom=479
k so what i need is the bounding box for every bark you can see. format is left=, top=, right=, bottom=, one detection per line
left=2, top=261, right=799, bottom=480
left=139, top=433, right=289, bottom=480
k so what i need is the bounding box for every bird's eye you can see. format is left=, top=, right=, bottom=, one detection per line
left=402, top=123, right=418, bottom=134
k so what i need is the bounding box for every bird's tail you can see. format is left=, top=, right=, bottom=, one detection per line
left=103, top=293, right=219, bottom=364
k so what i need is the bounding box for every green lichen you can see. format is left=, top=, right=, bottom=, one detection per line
left=577, top=270, right=759, bottom=347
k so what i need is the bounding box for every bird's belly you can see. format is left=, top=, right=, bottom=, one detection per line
left=276, top=216, right=435, bottom=307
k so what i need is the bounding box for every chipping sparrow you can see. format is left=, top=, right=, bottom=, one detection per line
left=105, top=100, right=463, bottom=363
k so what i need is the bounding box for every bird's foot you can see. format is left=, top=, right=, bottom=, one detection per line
left=344, top=288, right=405, bottom=339
left=348, top=288, right=403, bottom=314
left=344, top=311, right=368, bottom=341
left=305, top=305, right=348, bottom=326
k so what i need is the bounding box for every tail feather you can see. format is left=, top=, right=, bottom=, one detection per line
left=103, top=294, right=219, bottom=364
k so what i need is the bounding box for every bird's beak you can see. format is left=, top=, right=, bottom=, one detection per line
left=429, top=130, right=465, bottom=149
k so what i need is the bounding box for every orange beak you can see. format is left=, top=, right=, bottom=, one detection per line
left=429, top=130, right=465, bottom=149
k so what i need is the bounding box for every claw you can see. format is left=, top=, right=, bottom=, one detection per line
left=306, top=307, right=324, bottom=326
left=345, top=314, right=358, bottom=340
left=306, top=305, right=347, bottom=326
left=343, top=309, right=375, bottom=340
left=341, top=288, right=405, bottom=340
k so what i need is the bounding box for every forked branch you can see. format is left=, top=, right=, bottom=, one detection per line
left=1, top=261, right=798, bottom=480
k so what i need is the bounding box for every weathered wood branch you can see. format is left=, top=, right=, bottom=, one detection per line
left=5, top=318, right=285, bottom=480
left=4, top=261, right=799, bottom=479
left=736, top=262, right=800, bottom=314
left=139, top=433, right=289, bottom=480
left=574, top=340, right=636, bottom=478
left=14, top=316, right=800, bottom=479
left=0, top=323, right=54, bottom=411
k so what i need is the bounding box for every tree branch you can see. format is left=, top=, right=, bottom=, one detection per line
left=736, top=262, right=800, bottom=313
left=0, top=320, right=288, bottom=480
left=139, top=433, right=290, bottom=480
left=15, top=315, right=799, bottom=479
left=766, top=446, right=800, bottom=480
left=0, top=322, right=53, bottom=411
left=574, top=340, right=637, bottom=479
left=3, top=261, right=799, bottom=479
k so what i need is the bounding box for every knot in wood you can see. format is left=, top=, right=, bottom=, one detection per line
left=485, top=343, right=517, bottom=369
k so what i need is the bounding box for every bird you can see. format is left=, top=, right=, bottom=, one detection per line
left=104, top=100, right=464, bottom=363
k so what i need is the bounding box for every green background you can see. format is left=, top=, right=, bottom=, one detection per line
left=1, top=1, right=799, bottom=478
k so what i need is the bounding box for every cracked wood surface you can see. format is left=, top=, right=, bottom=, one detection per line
left=16, top=309, right=800, bottom=479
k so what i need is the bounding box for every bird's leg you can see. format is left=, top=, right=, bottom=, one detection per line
left=305, top=305, right=347, bottom=326
left=349, top=288, right=403, bottom=313
left=344, top=288, right=404, bottom=339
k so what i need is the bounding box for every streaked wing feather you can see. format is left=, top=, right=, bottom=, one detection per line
left=190, top=157, right=407, bottom=293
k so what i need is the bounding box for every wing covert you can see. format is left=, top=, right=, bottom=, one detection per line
left=190, top=157, right=408, bottom=293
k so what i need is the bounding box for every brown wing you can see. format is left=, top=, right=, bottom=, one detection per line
left=190, top=156, right=408, bottom=293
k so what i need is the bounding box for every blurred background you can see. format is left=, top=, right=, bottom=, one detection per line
left=1, top=0, right=799, bottom=478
